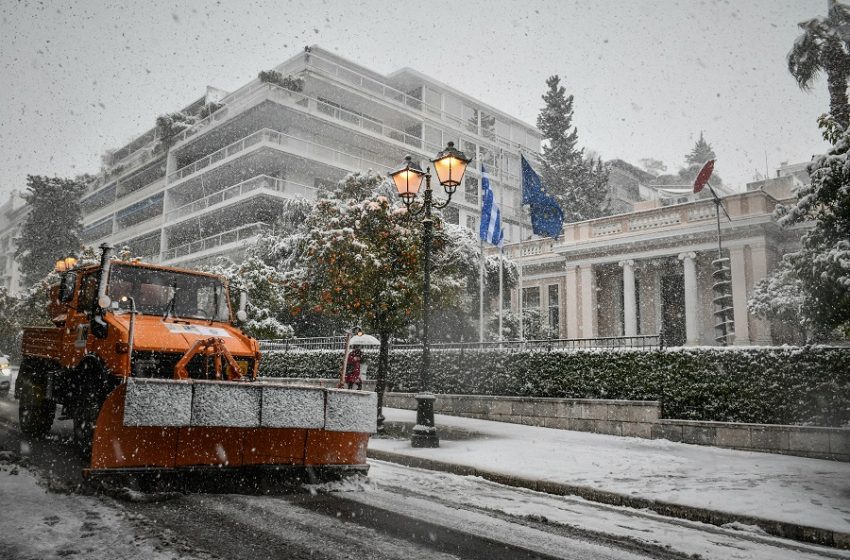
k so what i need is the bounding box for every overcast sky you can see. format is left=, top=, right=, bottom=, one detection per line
left=0, top=0, right=833, bottom=199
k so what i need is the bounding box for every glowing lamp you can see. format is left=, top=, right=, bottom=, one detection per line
left=389, top=155, right=426, bottom=204
left=431, top=142, right=470, bottom=194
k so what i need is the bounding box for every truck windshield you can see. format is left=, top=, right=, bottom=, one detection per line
left=107, top=264, right=230, bottom=322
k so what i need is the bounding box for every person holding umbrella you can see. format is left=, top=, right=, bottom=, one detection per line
left=337, top=327, right=379, bottom=390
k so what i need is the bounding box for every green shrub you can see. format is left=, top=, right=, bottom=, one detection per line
left=259, top=347, right=850, bottom=426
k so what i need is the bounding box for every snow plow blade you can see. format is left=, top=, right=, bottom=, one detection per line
left=85, top=379, right=375, bottom=492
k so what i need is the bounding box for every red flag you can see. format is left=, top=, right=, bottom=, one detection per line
left=693, top=159, right=715, bottom=193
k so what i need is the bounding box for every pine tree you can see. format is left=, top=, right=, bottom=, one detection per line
left=537, top=75, right=609, bottom=223
left=685, top=131, right=717, bottom=166
left=15, top=175, right=85, bottom=286
left=677, top=132, right=723, bottom=186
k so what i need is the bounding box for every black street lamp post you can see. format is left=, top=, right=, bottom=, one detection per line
left=390, top=142, right=470, bottom=448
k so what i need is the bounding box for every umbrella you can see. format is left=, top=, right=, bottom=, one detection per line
left=349, top=334, right=380, bottom=346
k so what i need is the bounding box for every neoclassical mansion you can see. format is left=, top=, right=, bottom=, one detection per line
left=501, top=173, right=806, bottom=347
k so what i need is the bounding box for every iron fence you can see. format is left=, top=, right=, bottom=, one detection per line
left=258, top=334, right=662, bottom=353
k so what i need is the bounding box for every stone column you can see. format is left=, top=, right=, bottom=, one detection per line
left=729, top=246, right=751, bottom=345
left=749, top=245, right=773, bottom=345
left=678, top=252, right=699, bottom=346
left=565, top=265, right=579, bottom=338
left=619, top=259, right=637, bottom=337
left=579, top=264, right=597, bottom=338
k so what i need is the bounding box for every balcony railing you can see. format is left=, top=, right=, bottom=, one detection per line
left=168, top=128, right=393, bottom=184
left=170, top=81, right=271, bottom=146
left=171, top=82, right=433, bottom=158
left=306, top=51, right=536, bottom=153
left=162, top=222, right=269, bottom=262
left=164, top=175, right=316, bottom=223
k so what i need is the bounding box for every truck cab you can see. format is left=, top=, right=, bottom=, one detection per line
left=16, top=245, right=259, bottom=451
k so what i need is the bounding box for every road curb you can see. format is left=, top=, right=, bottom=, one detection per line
left=367, top=448, right=850, bottom=550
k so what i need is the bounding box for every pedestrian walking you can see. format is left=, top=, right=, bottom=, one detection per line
left=345, top=347, right=363, bottom=390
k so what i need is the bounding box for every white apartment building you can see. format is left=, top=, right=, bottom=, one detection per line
left=0, top=191, right=29, bottom=294
left=80, top=46, right=541, bottom=268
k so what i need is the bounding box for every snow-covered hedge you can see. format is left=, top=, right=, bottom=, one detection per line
left=259, top=346, right=850, bottom=426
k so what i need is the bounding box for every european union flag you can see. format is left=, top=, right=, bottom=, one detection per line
left=521, top=155, right=564, bottom=239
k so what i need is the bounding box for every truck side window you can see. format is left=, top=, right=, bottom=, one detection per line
left=77, top=273, right=98, bottom=315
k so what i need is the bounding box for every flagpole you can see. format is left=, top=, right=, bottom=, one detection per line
left=498, top=149, right=505, bottom=343
left=518, top=221, right=524, bottom=341
left=498, top=246, right=504, bottom=342
left=517, top=150, right=524, bottom=342
left=479, top=237, right=485, bottom=344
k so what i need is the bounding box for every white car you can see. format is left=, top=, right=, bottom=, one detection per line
left=0, top=356, right=10, bottom=396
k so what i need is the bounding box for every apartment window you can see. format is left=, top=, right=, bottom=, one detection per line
left=82, top=216, right=114, bottom=243
left=423, top=87, right=442, bottom=116
left=442, top=206, right=459, bottom=225
left=548, top=284, right=560, bottom=335
left=444, top=94, right=462, bottom=119
left=464, top=175, right=478, bottom=204
left=480, top=112, right=496, bottom=141
left=120, top=230, right=162, bottom=259
left=466, top=215, right=477, bottom=232
left=461, top=139, right=477, bottom=165
left=496, top=119, right=510, bottom=143
left=463, top=104, right=478, bottom=134
left=115, top=193, right=164, bottom=228
left=522, top=286, right=540, bottom=312
left=81, top=183, right=117, bottom=214
left=423, top=124, right=442, bottom=151
left=479, top=145, right=495, bottom=169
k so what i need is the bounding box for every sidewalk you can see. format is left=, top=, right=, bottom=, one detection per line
left=369, top=408, right=850, bottom=549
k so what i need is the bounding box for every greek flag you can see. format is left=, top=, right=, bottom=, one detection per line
left=479, top=164, right=504, bottom=248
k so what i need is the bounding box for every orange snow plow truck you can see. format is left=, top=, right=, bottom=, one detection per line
left=16, top=244, right=375, bottom=490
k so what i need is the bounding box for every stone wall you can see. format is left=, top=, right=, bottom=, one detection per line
left=654, top=420, right=849, bottom=462
left=266, top=379, right=850, bottom=461
left=384, top=393, right=660, bottom=439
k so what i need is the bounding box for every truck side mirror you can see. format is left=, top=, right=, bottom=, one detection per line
left=59, top=272, right=77, bottom=303
left=236, top=289, right=248, bottom=323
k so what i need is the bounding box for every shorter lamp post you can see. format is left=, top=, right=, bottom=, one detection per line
left=390, top=142, right=470, bottom=448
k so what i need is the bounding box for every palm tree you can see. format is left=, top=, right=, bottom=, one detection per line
left=788, top=1, right=850, bottom=128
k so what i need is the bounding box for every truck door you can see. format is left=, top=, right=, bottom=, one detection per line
left=62, top=271, right=98, bottom=367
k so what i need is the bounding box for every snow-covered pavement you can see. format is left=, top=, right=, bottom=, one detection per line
left=0, top=454, right=211, bottom=560
left=371, top=408, right=850, bottom=537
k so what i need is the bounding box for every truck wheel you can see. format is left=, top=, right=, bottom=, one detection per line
left=19, top=382, right=56, bottom=439
left=72, top=361, right=109, bottom=458
left=72, top=403, right=98, bottom=458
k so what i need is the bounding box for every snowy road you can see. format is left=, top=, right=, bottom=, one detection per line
left=0, top=394, right=847, bottom=560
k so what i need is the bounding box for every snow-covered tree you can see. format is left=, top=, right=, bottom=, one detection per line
left=775, top=123, right=850, bottom=338
left=638, top=158, right=667, bottom=176
left=489, top=307, right=555, bottom=341
left=15, top=175, right=85, bottom=287
left=537, top=75, right=609, bottom=223
left=650, top=133, right=724, bottom=187
left=284, top=171, right=429, bottom=403
left=155, top=111, right=198, bottom=150
left=205, top=254, right=294, bottom=340
left=748, top=256, right=809, bottom=342
left=788, top=1, right=850, bottom=128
